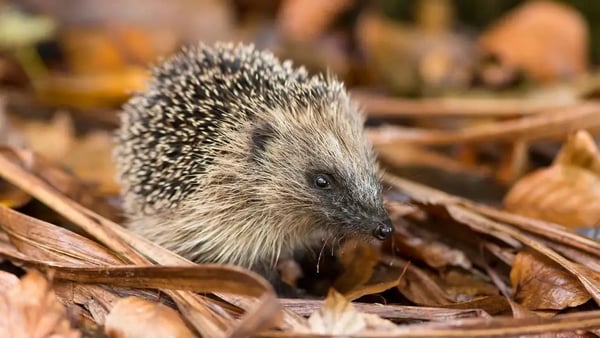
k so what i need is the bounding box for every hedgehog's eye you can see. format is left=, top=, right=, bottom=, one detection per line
left=314, top=174, right=332, bottom=189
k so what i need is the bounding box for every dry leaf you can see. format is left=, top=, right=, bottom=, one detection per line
left=105, top=297, right=194, bottom=338
left=353, top=90, right=579, bottom=118
left=396, top=262, right=455, bottom=306
left=440, top=269, right=499, bottom=303
left=35, top=66, right=148, bottom=108
left=277, top=0, right=354, bottom=42
left=386, top=229, right=472, bottom=270
left=62, top=130, right=118, bottom=194
left=53, top=282, right=119, bottom=324
left=0, top=180, right=31, bottom=208
left=8, top=113, right=119, bottom=201
left=505, top=130, right=600, bottom=228
left=0, top=270, right=80, bottom=338
left=0, top=99, right=26, bottom=148
left=478, top=0, right=588, bottom=84
left=554, top=130, right=600, bottom=174
left=333, top=239, right=380, bottom=294
left=510, top=251, right=591, bottom=310
left=305, top=288, right=397, bottom=334
left=307, top=288, right=365, bottom=334
left=15, top=111, right=75, bottom=163
left=0, top=146, right=121, bottom=221
left=61, top=26, right=176, bottom=75
left=356, top=10, right=474, bottom=95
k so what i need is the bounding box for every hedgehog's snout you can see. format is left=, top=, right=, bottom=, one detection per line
left=373, top=218, right=394, bottom=240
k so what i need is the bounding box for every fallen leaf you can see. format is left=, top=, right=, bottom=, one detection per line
left=356, top=9, right=474, bottom=95
left=554, top=130, right=600, bottom=174
left=53, top=282, right=119, bottom=324
left=305, top=288, right=397, bottom=334
left=277, top=0, right=355, bottom=42
left=440, top=269, right=500, bottom=303
left=0, top=270, right=80, bottom=338
left=396, top=261, right=455, bottom=306
left=62, top=130, right=119, bottom=195
left=386, top=229, right=472, bottom=270
left=510, top=251, right=591, bottom=310
left=478, top=0, right=588, bottom=84
left=61, top=26, right=175, bottom=75
left=13, top=111, right=75, bottom=163
left=505, top=130, right=600, bottom=228
left=0, top=141, right=121, bottom=221
left=105, top=296, right=195, bottom=338
left=35, top=66, right=148, bottom=108
left=0, top=98, right=26, bottom=148
left=0, top=180, right=31, bottom=208
left=8, top=112, right=119, bottom=195
left=306, top=289, right=366, bottom=334
left=333, top=239, right=380, bottom=294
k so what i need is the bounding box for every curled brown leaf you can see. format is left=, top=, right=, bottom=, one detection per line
left=505, top=130, right=600, bottom=228
left=510, top=251, right=591, bottom=310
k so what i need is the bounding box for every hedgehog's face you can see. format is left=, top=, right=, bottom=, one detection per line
left=253, top=99, right=393, bottom=242
left=304, top=167, right=393, bottom=242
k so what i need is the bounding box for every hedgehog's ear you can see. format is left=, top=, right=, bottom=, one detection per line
left=250, top=122, right=274, bottom=160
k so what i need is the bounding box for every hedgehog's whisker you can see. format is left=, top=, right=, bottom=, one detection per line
left=317, top=235, right=331, bottom=274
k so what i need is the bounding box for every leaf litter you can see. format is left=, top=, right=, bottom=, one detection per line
left=2, top=127, right=600, bottom=336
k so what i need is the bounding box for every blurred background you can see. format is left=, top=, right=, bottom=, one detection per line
left=1, top=0, right=595, bottom=98
left=0, top=0, right=599, bottom=231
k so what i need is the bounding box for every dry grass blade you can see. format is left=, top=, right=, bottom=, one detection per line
left=353, top=92, right=578, bottom=117
left=466, top=203, right=600, bottom=258
left=368, top=103, right=600, bottom=145
left=280, top=299, right=490, bottom=321
left=0, top=251, right=271, bottom=298
left=0, top=204, right=123, bottom=266
left=0, top=148, right=293, bottom=337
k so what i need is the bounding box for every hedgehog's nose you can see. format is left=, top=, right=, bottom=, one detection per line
left=373, top=218, right=393, bottom=240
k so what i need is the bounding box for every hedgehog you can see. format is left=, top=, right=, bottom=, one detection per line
left=114, top=42, right=393, bottom=277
